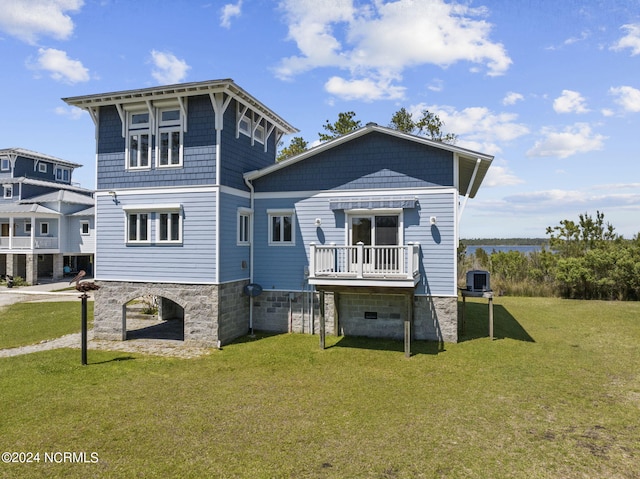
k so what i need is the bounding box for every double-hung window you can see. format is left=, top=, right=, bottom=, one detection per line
left=158, top=210, right=182, bottom=243
left=237, top=208, right=251, bottom=245
left=127, top=212, right=150, bottom=243
left=124, top=204, right=182, bottom=245
left=3, top=185, right=12, bottom=199
left=55, top=167, right=70, bottom=182
left=127, top=111, right=151, bottom=169
left=268, top=210, right=295, bottom=246
left=157, top=108, right=182, bottom=167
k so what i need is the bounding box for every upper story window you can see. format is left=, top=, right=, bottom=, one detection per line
left=80, top=221, right=90, bottom=235
left=40, top=222, right=49, bottom=235
left=1, top=157, right=10, bottom=171
left=127, top=111, right=151, bottom=170
left=38, top=162, right=47, bottom=173
left=55, top=167, right=70, bottom=182
left=238, top=111, right=265, bottom=145
left=3, top=185, right=12, bottom=199
left=157, top=108, right=183, bottom=168
left=268, top=210, right=295, bottom=246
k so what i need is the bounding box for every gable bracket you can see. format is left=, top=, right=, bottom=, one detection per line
left=115, top=104, right=126, bottom=138
left=235, top=103, right=249, bottom=139
left=251, top=113, right=264, bottom=147
left=177, top=96, right=188, bottom=133
left=210, top=92, right=232, bottom=132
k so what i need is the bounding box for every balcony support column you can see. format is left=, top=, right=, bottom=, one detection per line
left=404, top=291, right=413, bottom=358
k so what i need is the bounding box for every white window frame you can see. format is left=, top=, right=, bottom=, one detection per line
left=126, top=212, right=151, bottom=244
left=156, top=209, right=183, bottom=244
left=156, top=108, right=183, bottom=168
left=0, top=157, right=9, bottom=171
left=80, top=221, right=90, bottom=235
left=268, top=209, right=295, bottom=246
left=126, top=110, right=151, bottom=170
left=38, top=162, right=47, bottom=173
left=24, top=221, right=31, bottom=233
left=346, top=210, right=404, bottom=247
left=237, top=208, right=252, bottom=246
left=3, top=185, right=12, bottom=199
left=40, top=222, right=49, bottom=236
left=55, top=167, right=70, bottom=182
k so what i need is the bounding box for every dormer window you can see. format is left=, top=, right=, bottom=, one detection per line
left=126, top=110, right=151, bottom=170
left=157, top=108, right=183, bottom=167
left=55, top=167, right=70, bottom=182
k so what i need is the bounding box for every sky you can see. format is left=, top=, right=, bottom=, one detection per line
left=1, top=0, right=639, bottom=239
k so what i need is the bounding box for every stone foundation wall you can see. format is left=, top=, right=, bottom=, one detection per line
left=250, top=290, right=458, bottom=343
left=251, top=290, right=336, bottom=335
left=93, top=280, right=249, bottom=347
left=414, top=295, right=458, bottom=343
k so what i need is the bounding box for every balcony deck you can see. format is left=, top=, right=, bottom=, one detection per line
left=0, top=236, right=59, bottom=251
left=308, top=242, right=421, bottom=288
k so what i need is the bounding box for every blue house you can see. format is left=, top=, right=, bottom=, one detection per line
left=0, top=148, right=95, bottom=284
left=63, top=79, right=492, bottom=347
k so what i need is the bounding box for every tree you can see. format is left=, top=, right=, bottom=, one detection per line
left=388, top=107, right=416, bottom=133
left=276, top=136, right=308, bottom=162
left=319, top=111, right=361, bottom=141
left=546, top=211, right=618, bottom=258
left=415, top=110, right=457, bottom=143
left=388, top=108, right=457, bottom=143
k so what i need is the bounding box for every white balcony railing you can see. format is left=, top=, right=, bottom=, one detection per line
left=309, top=242, right=420, bottom=286
left=0, top=236, right=59, bottom=250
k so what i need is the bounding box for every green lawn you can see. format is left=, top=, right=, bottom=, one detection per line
left=0, top=297, right=639, bottom=478
left=0, top=302, right=93, bottom=349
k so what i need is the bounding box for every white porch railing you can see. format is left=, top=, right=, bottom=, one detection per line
left=0, top=236, right=59, bottom=250
left=309, top=242, right=420, bottom=281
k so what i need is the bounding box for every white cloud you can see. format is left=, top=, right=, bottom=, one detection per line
left=427, top=79, right=444, bottom=92
left=553, top=90, right=589, bottom=114
left=502, top=91, right=523, bottom=106
left=31, top=47, right=89, bottom=83
left=276, top=0, right=511, bottom=100
left=482, top=164, right=524, bottom=188
left=609, top=85, right=640, bottom=112
left=220, top=1, right=242, bottom=29
left=55, top=105, right=86, bottom=120
left=611, top=23, right=640, bottom=56
left=526, top=123, right=606, bottom=159
left=325, top=75, right=405, bottom=101
left=416, top=104, right=529, bottom=155
left=0, top=0, right=83, bottom=44
left=150, top=50, right=190, bottom=85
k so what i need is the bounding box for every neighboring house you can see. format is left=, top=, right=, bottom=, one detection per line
left=0, top=148, right=95, bottom=284
left=63, top=79, right=492, bottom=348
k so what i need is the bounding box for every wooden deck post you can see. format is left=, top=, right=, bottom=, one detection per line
left=404, top=292, right=413, bottom=358
left=319, top=290, right=326, bottom=350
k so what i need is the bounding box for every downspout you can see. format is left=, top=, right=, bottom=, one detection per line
left=243, top=176, right=255, bottom=336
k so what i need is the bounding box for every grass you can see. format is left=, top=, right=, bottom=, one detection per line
left=0, top=297, right=639, bottom=478
left=0, top=302, right=93, bottom=349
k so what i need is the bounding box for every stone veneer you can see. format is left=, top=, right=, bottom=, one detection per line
left=251, top=291, right=336, bottom=335
left=251, top=290, right=458, bottom=343
left=93, top=280, right=249, bottom=347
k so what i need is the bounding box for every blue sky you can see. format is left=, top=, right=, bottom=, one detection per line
left=1, top=0, right=639, bottom=239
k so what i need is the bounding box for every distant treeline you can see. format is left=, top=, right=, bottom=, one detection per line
left=461, top=238, right=549, bottom=246
left=458, top=212, right=640, bottom=301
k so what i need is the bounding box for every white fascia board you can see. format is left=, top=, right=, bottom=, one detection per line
left=252, top=186, right=457, bottom=200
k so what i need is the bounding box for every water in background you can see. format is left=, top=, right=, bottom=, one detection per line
left=464, top=245, right=544, bottom=256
